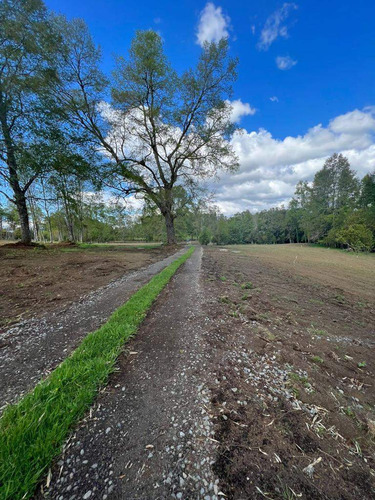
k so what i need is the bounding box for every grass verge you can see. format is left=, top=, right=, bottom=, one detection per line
left=0, top=246, right=195, bottom=499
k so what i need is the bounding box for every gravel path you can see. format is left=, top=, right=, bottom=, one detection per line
left=37, top=247, right=222, bottom=500
left=0, top=248, right=187, bottom=413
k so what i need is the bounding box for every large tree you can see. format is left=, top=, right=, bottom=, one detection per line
left=60, top=27, right=239, bottom=244
left=0, top=0, right=64, bottom=243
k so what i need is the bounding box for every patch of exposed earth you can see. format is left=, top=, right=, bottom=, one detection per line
left=203, top=247, right=375, bottom=500
left=0, top=248, right=186, bottom=413
left=0, top=244, right=173, bottom=329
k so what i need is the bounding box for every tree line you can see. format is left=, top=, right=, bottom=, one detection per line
left=1, top=152, right=374, bottom=251
left=124, top=153, right=374, bottom=252
left=196, top=154, right=374, bottom=251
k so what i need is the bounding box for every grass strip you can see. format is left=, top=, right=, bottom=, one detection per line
left=0, top=246, right=195, bottom=499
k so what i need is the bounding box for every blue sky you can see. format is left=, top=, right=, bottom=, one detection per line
left=44, top=0, right=375, bottom=213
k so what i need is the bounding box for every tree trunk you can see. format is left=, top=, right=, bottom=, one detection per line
left=61, top=191, right=75, bottom=242
left=41, top=179, right=53, bottom=242
left=16, top=192, right=32, bottom=244
left=164, top=210, right=177, bottom=245
left=0, top=98, right=32, bottom=244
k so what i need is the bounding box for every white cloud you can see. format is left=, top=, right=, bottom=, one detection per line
left=276, top=55, right=297, bottom=70
left=226, top=99, right=256, bottom=123
left=196, top=2, right=230, bottom=46
left=258, top=3, right=298, bottom=51
left=213, top=107, right=375, bottom=215
left=270, top=96, right=279, bottom=102
left=329, top=108, right=375, bottom=134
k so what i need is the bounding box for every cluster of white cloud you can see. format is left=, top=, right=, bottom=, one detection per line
left=226, top=99, right=256, bottom=123
left=255, top=3, right=299, bottom=71
left=213, top=107, right=375, bottom=215
left=196, top=2, right=230, bottom=46
left=276, top=55, right=297, bottom=70
left=257, top=3, right=297, bottom=51
left=196, top=3, right=298, bottom=70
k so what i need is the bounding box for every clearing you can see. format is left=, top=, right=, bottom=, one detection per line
left=30, top=243, right=374, bottom=500
left=0, top=242, right=171, bottom=330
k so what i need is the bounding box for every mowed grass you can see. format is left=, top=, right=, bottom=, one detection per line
left=228, top=244, right=375, bottom=300
left=0, top=246, right=194, bottom=500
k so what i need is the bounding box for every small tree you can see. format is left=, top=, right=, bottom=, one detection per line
left=60, top=27, right=239, bottom=245
left=199, top=227, right=211, bottom=246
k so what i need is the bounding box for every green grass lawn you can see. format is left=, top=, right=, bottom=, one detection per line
left=0, top=246, right=194, bottom=500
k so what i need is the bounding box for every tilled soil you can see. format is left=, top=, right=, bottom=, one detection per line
left=0, top=244, right=172, bottom=329
left=203, top=248, right=375, bottom=500
left=28, top=246, right=375, bottom=499
left=0, top=248, right=186, bottom=413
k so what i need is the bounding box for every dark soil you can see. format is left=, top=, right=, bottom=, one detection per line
left=203, top=247, right=375, bottom=500
left=1, top=241, right=45, bottom=249
left=0, top=244, right=173, bottom=329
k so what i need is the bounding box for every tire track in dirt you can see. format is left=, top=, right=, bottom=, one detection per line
left=0, top=248, right=188, bottom=413
left=36, top=247, right=222, bottom=500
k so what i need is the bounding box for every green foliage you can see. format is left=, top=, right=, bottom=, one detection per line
left=336, top=223, right=374, bottom=252
left=199, top=227, right=211, bottom=245
left=311, top=355, right=324, bottom=364
left=0, top=247, right=195, bottom=499
left=241, top=282, right=253, bottom=289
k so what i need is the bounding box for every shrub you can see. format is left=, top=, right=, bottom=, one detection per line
left=336, top=223, right=374, bottom=252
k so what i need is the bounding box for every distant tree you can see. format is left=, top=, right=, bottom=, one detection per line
left=199, top=227, right=211, bottom=246
left=357, top=172, right=375, bottom=246
left=359, top=172, right=375, bottom=209
left=298, top=154, right=359, bottom=244
left=286, top=198, right=302, bottom=242
left=60, top=27, right=239, bottom=245
left=211, top=215, right=230, bottom=245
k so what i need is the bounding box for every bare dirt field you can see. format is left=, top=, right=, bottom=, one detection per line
left=204, top=245, right=375, bottom=499
left=0, top=243, right=171, bottom=330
